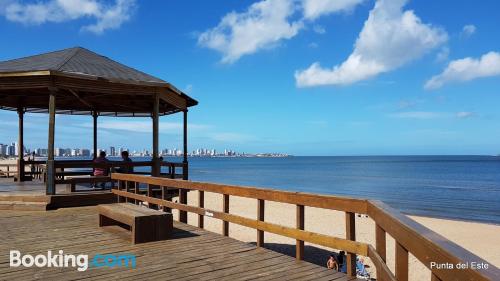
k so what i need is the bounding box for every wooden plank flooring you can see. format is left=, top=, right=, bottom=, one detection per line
left=0, top=207, right=356, bottom=281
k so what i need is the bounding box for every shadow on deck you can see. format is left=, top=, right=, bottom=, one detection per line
left=0, top=207, right=356, bottom=281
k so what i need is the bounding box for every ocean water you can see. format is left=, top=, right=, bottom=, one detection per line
left=158, top=156, right=500, bottom=225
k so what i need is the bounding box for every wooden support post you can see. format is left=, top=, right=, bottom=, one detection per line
left=296, top=204, right=304, bottom=260
left=198, top=190, right=204, bottom=228
left=17, top=108, right=25, bottom=182
left=223, top=194, right=230, bottom=236
left=92, top=111, right=98, bottom=159
left=182, top=109, right=188, bottom=180
left=152, top=93, right=160, bottom=176
left=257, top=199, right=265, bottom=247
left=46, top=92, right=56, bottom=195
left=345, top=212, right=356, bottom=278
left=396, top=241, right=409, bottom=281
left=376, top=224, right=387, bottom=262
left=179, top=189, right=187, bottom=223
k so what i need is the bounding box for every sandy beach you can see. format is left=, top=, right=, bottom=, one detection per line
left=167, top=191, right=500, bottom=281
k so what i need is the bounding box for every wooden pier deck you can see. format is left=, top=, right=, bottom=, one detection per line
left=0, top=178, right=115, bottom=210
left=0, top=207, right=353, bottom=281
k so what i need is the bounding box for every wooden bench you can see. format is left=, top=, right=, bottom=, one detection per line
left=98, top=203, right=173, bottom=244
left=59, top=176, right=111, bottom=192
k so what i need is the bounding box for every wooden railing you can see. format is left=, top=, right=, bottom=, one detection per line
left=0, top=163, right=16, bottom=178
left=16, top=160, right=185, bottom=181
left=110, top=173, right=499, bottom=281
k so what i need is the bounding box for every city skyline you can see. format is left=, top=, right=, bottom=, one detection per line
left=0, top=140, right=287, bottom=158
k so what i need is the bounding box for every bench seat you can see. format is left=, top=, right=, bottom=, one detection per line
left=98, top=203, right=173, bottom=244
left=58, top=176, right=111, bottom=192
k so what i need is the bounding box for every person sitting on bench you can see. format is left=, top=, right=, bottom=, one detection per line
left=116, top=150, right=134, bottom=174
left=93, top=151, right=109, bottom=188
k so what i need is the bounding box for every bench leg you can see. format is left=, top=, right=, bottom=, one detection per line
left=99, top=215, right=117, bottom=227
left=156, top=215, right=173, bottom=241
left=132, top=219, right=156, bottom=244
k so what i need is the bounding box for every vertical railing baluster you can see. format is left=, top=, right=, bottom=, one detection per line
left=124, top=181, right=129, bottom=203
left=117, top=180, right=122, bottom=203
left=147, top=184, right=153, bottom=209
left=376, top=224, right=387, bottom=262
left=345, top=212, right=356, bottom=278
left=134, top=182, right=139, bottom=205
left=162, top=186, right=171, bottom=212
left=396, top=241, right=409, bottom=281
left=198, top=190, right=204, bottom=228
left=257, top=199, right=265, bottom=247
left=296, top=204, right=304, bottom=260
left=223, top=194, right=229, bottom=236
left=179, top=189, right=187, bottom=223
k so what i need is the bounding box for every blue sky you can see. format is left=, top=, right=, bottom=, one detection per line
left=0, top=0, right=499, bottom=155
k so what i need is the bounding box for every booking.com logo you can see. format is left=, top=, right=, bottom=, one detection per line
left=10, top=250, right=136, bottom=271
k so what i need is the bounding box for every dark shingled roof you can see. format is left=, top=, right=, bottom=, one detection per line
left=0, top=47, right=197, bottom=117
left=0, top=47, right=167, bottom=85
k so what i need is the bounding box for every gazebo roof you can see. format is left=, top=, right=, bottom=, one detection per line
left=0, top=47, right=197, bottom=117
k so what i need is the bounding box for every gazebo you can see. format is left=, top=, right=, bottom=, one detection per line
left=0, top=47, right=198, bottom=195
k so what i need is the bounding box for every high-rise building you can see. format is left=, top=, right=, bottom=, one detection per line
left=7, top=144, right=16, bottom=156
left=0, top=144, right=7, bottom=156
left=71, top=149, right=80, bottom=156
left=110, top=146, right=116, bottom=157
left=81, top=149, right=90, bottom=157
left=55, top=148, right=63, bottom=157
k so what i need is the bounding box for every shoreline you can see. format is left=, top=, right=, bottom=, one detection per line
left=401, top=212, right=500, bottom=226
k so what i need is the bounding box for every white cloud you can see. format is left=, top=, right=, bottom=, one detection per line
left=389, top=111, right=478, bottom=120
left=302, top=0, right=363, bottom=20
left=197, top=0, right=302, bottom=64
left=308, top=42, right=318, bottom=48
left=456, top=111, right=475, bottom=119
left=461, top=24, right=476, bottom=38
left=424, top=51, right=500, bottom=89
left=389, top=111, right=444, bottom=119
left=210, top=132, right=256, bottom=142
left=312, top=24, right=325, bottom=34
left=397, top=99, right=421, bottom=109
left=82, top=121, right=210, bottom=133
left=435, top=46, right=449, bottom=62
left=295, top=0, right=447, bottom=87
left=2, top=0, right=135, bottom=34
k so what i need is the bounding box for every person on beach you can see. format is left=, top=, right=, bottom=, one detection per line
left=327, top=255, right=338, bottom=270
left=93, top=151, right=109, bottom=188
left=116, top=151, right=133, bottom=174
left=337, top=251, right=346, bottom=273
left=356, top=257, right=371, bottom=279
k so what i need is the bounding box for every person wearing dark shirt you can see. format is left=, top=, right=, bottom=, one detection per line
left=116, top=151, right=133, bottom=174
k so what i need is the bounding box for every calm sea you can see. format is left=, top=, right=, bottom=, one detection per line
left=146, top=156, right=500, bottom=225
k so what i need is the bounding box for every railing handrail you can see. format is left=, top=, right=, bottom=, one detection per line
left=111, top=172, right=367, bottom=213
left=110, top=173, right=499, bottom=281
left=366, top=200, right=498, bottom=281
